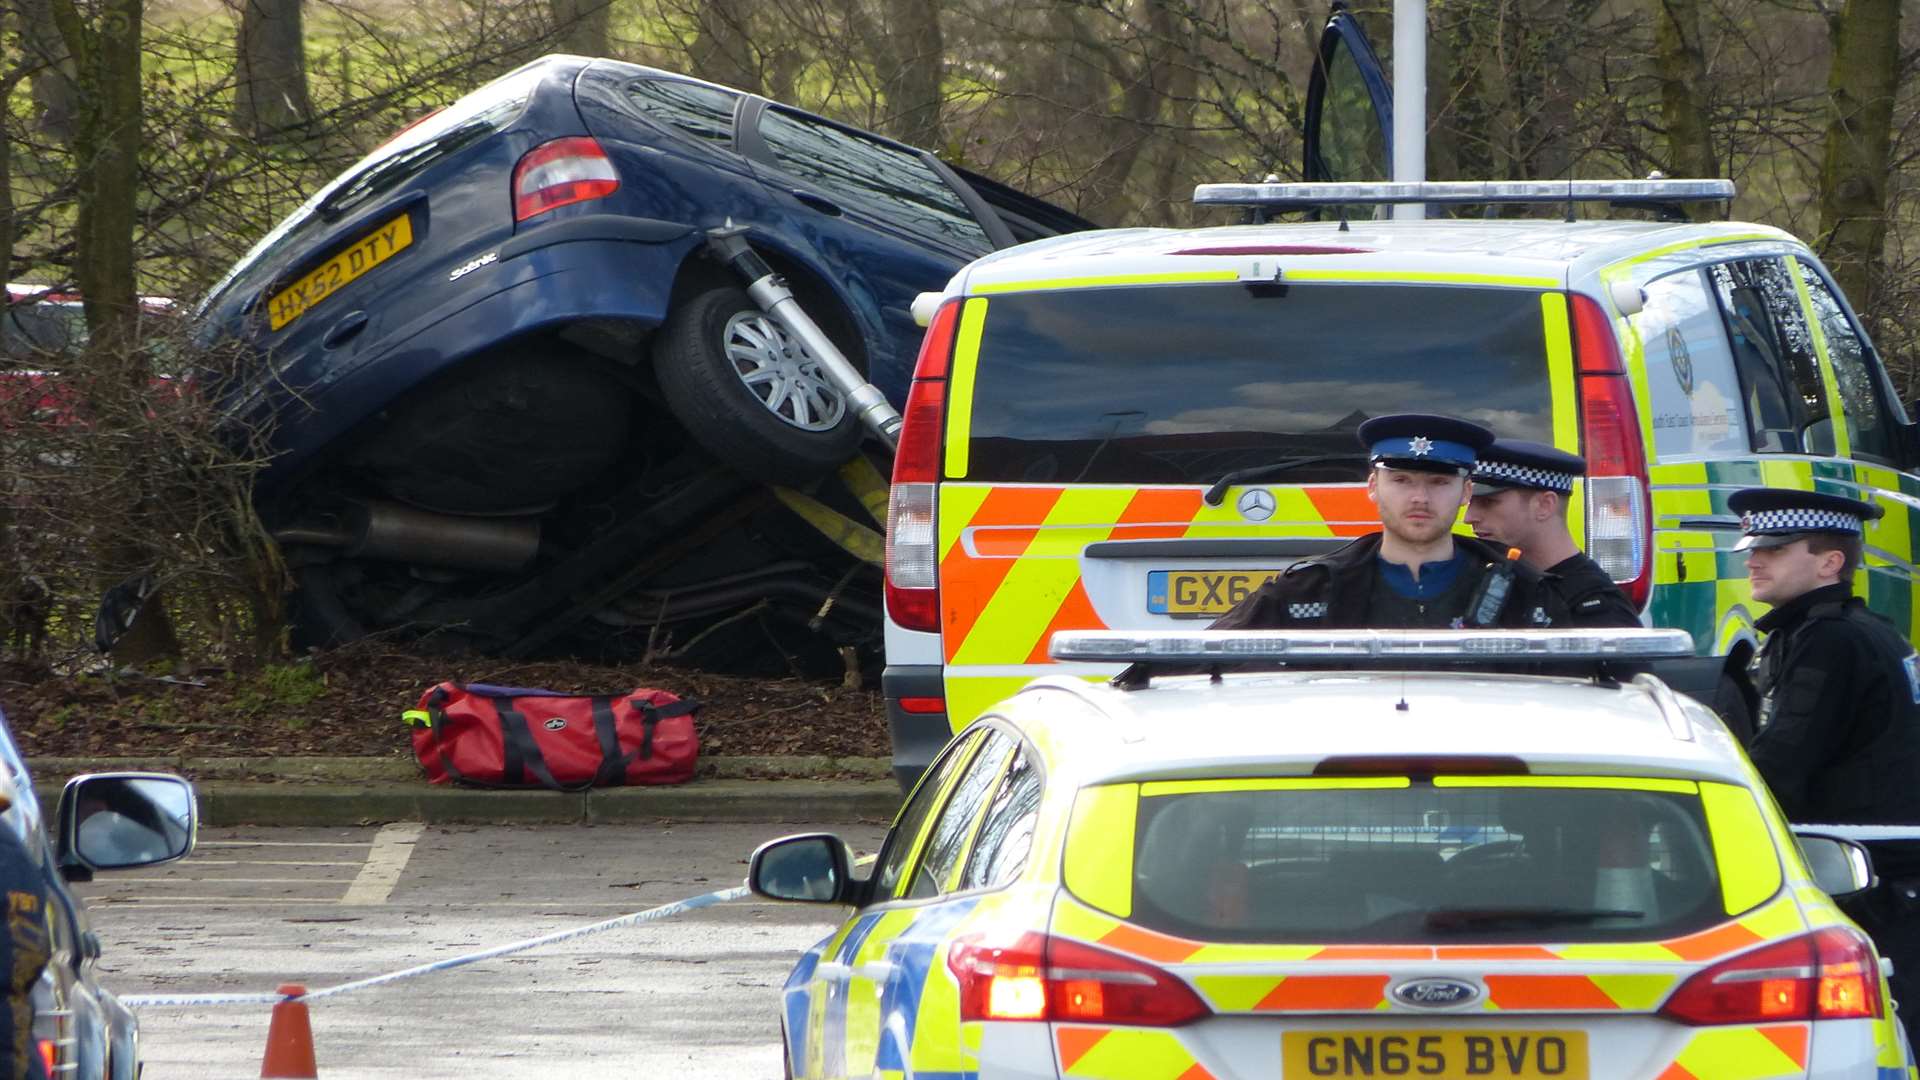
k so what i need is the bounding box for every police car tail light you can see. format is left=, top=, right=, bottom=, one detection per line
left=1658, top=928, right=1881, bottom=1025
left=886, top=298, right=961, bottom=633
left=512, top=137, right=620, bottom=222
left=1572, top=293, right=1652, bottom=610
left=949, top=931, right=1211, bottom=1026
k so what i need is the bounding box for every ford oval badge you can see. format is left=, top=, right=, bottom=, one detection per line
left=1392, top=978, right=1480, bottom=1009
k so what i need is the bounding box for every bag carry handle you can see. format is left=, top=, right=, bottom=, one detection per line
left=593, top=697, right=699, bottom=786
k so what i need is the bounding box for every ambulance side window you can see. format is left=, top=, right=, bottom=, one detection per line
left=1708, top=259, right=1833, bottom=454
left=1794, top=262, right=1898, bottom=463
left=872, top=729, right=984, bottom=899
left=960, top=742, right=1042, bottom=891
left=1635, top=270, right=1749, bottom=460
left=907, top=729, right=1014, bottom=899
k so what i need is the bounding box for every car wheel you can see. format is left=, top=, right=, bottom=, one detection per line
left=654, top=286, right=863, bottom=484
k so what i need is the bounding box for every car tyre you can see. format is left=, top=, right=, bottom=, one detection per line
left=654, top=286, right=863, bottom=484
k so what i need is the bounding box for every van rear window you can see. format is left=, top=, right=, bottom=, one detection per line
left=962, top=283, right=1555, bottom=484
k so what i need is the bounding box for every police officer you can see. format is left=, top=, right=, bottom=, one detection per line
left=1731, top=486, right=1920, bottom=1047
left=1463, top=439, right=1640, bottom=628
left=0, top=777, right=48, bottom=1080
left=1214, top=414, right=1569, bottom=630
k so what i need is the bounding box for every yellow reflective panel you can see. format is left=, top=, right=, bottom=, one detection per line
left=1064, top=784, right=1138, bottom=917
left=1141, top=776, right=1410, bottom=797
left=943, top=298, right=990, bottom=479
left=1433, top=775, right=1699, bottom=793
left=1700, top=782, right=1785, bottom=916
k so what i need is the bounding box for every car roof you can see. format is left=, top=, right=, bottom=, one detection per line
left=958, top=218, right=1802, bottom=293
left=997, top=670, right=1752, bottom=791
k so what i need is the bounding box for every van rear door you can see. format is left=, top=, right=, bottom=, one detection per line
left=935, top=278, right=1564, bottom=724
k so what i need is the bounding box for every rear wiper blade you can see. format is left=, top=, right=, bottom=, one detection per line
left=1425, top=906, right=1645, bottom=932
left=1203, top=454, right=1371, bottom=506
left=318, top=122, right=493, bottom=218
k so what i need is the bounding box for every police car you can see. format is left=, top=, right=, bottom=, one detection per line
left=753, top=629, right=1916, bottom=1079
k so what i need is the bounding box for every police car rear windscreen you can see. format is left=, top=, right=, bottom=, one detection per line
left=962, top=283, right=1555, bottom=484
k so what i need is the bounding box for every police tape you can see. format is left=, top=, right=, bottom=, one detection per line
left=120, top=881, right=750, bottom=1008
left=119, top=850, right=876, bottom=1009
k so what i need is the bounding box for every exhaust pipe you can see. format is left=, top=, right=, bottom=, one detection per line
left=705, top=225, right=902, bottom=449
left=273, top=501, right=541, bottom=573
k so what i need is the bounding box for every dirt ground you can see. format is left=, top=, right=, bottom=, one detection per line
left=0, top=642, right=889, bottom=763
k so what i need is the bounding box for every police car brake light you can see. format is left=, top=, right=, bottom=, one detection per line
left=1192, top=179, right=1735, bottom=209
left=1314, top=755, right=1529, bottom=777
left=948, top=931, right=1210, bottom=1026
left=1659, top=928, right=1881, bottom=1025
left=1049, top=628, right=1696, bottom=664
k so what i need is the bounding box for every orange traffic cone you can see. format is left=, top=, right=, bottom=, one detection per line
left=260, top=983, right=318, bottom=1078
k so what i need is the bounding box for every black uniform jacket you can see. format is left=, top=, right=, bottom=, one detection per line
left=1544, top=552, right=1641, bottom=628
left=1746, top=584, right=1920, bottom=861
left=1211, top=533, right=1570, bottom=630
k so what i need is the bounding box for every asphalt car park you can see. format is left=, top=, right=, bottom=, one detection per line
left=79, top=821, right=887, bottom=1078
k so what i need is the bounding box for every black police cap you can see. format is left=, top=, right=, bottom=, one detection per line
left=1726, top=487, right=1883, bottom=551
left=1472, top=439, right=1587, bottom=496
left=1355, top=413, right=1494, bottom=475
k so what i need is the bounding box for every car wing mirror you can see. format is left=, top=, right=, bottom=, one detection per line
left=1793, top=830, right=1876, bottom=899
left=748, top=833, right=855, bottom=904
left=56, top=773, right=197, bottom=879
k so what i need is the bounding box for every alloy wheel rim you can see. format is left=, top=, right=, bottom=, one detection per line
left=721, top=311, right=847, bottom=431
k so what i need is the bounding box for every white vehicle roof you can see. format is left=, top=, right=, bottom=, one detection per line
left=1000, top=669, right=1752, bottom=791
left=956, top=219, right=1801, bottom=295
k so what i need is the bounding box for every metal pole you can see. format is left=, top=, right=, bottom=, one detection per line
left=1392, top=0, right=1427, bottom=221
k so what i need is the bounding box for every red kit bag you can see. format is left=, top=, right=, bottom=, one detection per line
left=407, top=683, right=699, bottom=788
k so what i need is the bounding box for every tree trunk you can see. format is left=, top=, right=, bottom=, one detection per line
left=1815, top=0, right=1900, bottom=316
left=1653, top=0, right=1716, bottom=179
left=552, top=0, right=611, bottom=58
left=876, top=0, right=943, bottom=150
left=19, top=0, right=78, bottom=142
left=233, top=0, right=313, bottom=137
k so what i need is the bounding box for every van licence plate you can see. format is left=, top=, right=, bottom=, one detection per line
left=1281, top=1030, right=1587, bottom=1079
left=1146, top=569, right=1283, bottom=617
left=267, top=213, right=414, bottom=331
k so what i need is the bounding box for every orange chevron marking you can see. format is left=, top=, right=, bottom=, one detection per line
left=1026, top=577, right=1105, bottom=663
left=1176, top=1064, right=1218, bottom=1080
left=1054, top=1026, right=1109, bottom=1073
left=1255, top=974, right=1391, bottom=1011
left=1305, top=486, right=1378, bottom=537
left=1096, top=922, right=1204, bottom=965
left=1663, top=920, right=1762, bottom=962
left=940, top=487, right=1063, bottom=661
left=1117, top=488, right=1206, bottom=538
left=1656, top=1064, right=1697, bottom=1080
left=1483, top=974, right=1619, bottom=1010
left=1757, top=1023, right=1809, bottom=1066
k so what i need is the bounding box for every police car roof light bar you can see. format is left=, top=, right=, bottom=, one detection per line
left=1052, top=628, right=1696, bottom=667
left=1192, top=179, right=1736, bottom=210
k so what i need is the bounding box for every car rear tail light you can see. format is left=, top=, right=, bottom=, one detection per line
left=1572, top=293, right=1651, bottom=611
left=512, top=136, right=620, bottom=221
left=1314, top=754, right=1530, bottom=777
left=886, top=298, right=961, bottom=633
left=898, top=696, right=946, bottom=714
left=948, top=931, right=1211, bottom=1026
left=1659, top=928, right=1882, bottom=1025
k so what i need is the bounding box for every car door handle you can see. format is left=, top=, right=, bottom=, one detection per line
left=322, top=311, right=369, bottom=349
left=790, top=190, right=844, bottom=217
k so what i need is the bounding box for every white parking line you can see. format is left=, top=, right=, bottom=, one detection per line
left=341, top=823, right=424, bottom=905
left=198, top=840, right=374, bottom=848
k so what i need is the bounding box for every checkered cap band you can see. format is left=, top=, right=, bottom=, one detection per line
left=1472, top=459, right=1575, bottom=494
left=1740, top=508, right=1864, bottom=535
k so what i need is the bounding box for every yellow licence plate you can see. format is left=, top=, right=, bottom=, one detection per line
left=267, top=213, right=414, bottom=331
left=1282, top=1030, right=1587, bottom=1078
left=1147, top=569, right=1282, bottom=617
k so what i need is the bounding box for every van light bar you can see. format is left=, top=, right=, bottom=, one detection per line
left=1193, top=179, right=1735, bottom=209
left=1049, top=628, right=1696, bottom=665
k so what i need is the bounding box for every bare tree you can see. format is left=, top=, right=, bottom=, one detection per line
left=553, top=0, right=612, bottom=57
left=233, top=0, right=315, bottom=137
left=1815, top=0, right=1901, bottom=317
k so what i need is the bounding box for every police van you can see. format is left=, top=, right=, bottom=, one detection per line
left=877, top=178, right=1920, bottom=791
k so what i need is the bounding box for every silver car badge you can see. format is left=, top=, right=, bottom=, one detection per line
left=1391, top=978, right=1481, bottom=1009
left=1236, top=487, right=1276, bottom=522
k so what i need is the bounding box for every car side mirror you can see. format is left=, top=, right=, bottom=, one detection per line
left=748, top=833, right=854, bottom=904
left=56, top=773, right=197, bottom=879
left=1794, top=831, right=1876, bottom=898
